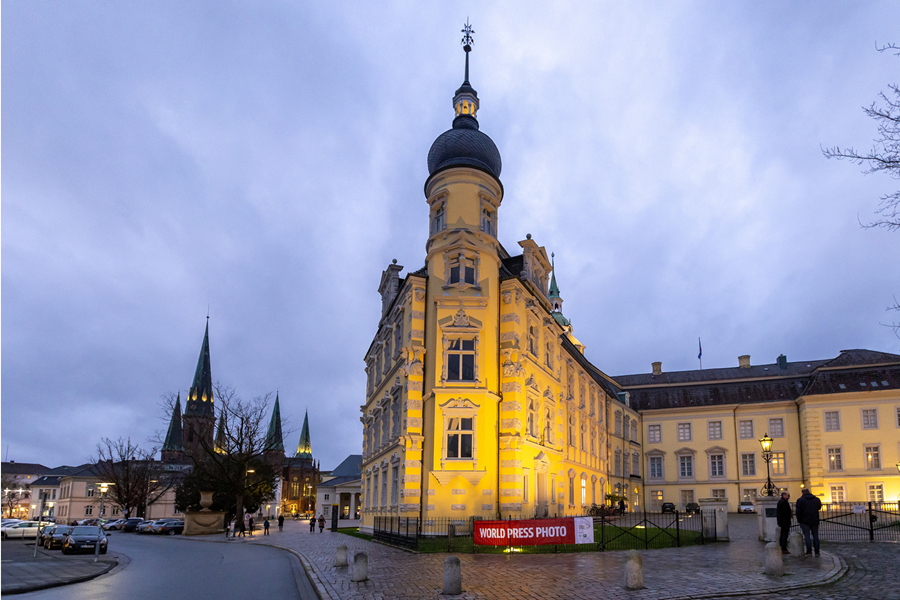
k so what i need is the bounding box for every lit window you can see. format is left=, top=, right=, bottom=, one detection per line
left=677, top=422, right=692, bottom=442
left=712, top=489, right=726, bottom=499
left=680, top=490, right=694, bottom=507
left=581, top=477, right=586, bottom=506
left=741, top=453, right=756, bottom=476
left=865, top=446, right=881, bottom=470
left=446, top=339, right=475, bottom=381
left=868, top=483, right=884, bottom=503
left=738, top=420, right=754, bottom=439
left=862, top=409, right=878, bottom=430
left=830, top=485, right=845, bottom=503
left=651, top=490, right=663, bottom=511
left=824, top=411, right=840, bottom=431
left=771, top=452, right=786, bottom=475
left=708, top=421, right=723, bottom=440
left=709, top=454, right=724, bottom=477
left=648, top=424, right=661, bottom=443
left=769, top=418, right=785, bottom=437
left=827, top=447, right=842, bottom=471
left=446, top=418, right=473, bottom=459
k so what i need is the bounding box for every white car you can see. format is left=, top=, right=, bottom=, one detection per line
left=102, top=519, right=126, bottom=531
left=738, top=501, right=756, bottom=513
left=1, top=521, right=49, bottom=540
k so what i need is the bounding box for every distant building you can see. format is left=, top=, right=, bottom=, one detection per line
left=317, top=455, right=362, bottom=522
left=1, top=461, right=49, bottom=518
left=280, top=411, right=320, bottom=517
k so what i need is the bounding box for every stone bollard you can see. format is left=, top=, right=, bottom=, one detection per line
left=335, top=545, right=348, bottom=567
left=351, top=552, right=368, bottom=582
left=624, top=550, right=644, bottom=590
left=765, top=542, right=784, bottom=576
left=443, top=556, right=462, bottom=595
left=787, top=531, right=804, bottom=556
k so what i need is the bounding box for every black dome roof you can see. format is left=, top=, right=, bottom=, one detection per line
left=427, top=115, right=502, bottom=180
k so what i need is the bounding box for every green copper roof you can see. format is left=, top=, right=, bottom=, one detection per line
left=295, top=410, right=312, bottom=459
left=552, top=311, right=570, bottom=327
left=265, top=393, right=285, bottom=452
left=548, top=253, right=561, bottom=300
left=185, top=321, right=214, bottom=417
left=162, top=393, right=184, bottom=452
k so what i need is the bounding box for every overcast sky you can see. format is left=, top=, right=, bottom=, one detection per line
left=3, top=2, right=899, bottom=473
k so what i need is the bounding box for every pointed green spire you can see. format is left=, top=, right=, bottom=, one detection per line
left=214, top=411, right=227, bottom=454
left=295, top=410, right=312, bottom=459
left=265, top=393, right=285, bottom=452
left=162, top=393, right=184, bottom=452
left=185, top=320, right=214, bottom=417
left=548, top=252, right=561, bottom=300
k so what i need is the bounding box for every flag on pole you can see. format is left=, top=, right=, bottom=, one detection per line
left=698, top=338, right=702, bottom=360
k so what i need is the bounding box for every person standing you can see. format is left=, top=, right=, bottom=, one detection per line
left=318, top=514, right=325, bottom=533
left=776, top=491, right=792, bottom=554
left=225, top=518, right=232, bottom=539
left=795, top=488, right=822, bottom=556
left=238, top=518, right=246, bottom=537
left=263, top=518, right=270, bottom=535
left=248, top=515, right=255, bottom=537
left=309, top=515, right=316, bottom=533
left=277, top=514, right=284, bottom=532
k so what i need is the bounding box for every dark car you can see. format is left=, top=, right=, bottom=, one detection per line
left=44, top=525, right=73, bottom=550
left=157, top=520, right=184, bottom=536
left=661, top=502, right=676, bottom=513
left=62, top=526, right=108, bottom=555
left=685, top=502, right=701, bottom=514
left=122, top=518, right=145, bottom=532
left=37, top=524, right=58, bottom=546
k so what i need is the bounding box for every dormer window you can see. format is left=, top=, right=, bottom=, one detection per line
left=431, top=204, right=446, bottom=235
left=481, top=207, right=495, bottom=236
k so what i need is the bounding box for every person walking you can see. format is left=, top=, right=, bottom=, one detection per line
left=248, top=515, right=255, bottom=537
left=263, top=518, right=270, bottom=535
left=776, top=491, right=792, bottom=554
left=238, top=518, right=246, bottom=537
left=318, top=514, right=325, bottom=533
left=309, top=515, right=316, bottom=533
left=277, top=514, right=284, bottom=532
left=795, top=488, right=822, bottom=556
left=225, top=518, right=232, bottom=539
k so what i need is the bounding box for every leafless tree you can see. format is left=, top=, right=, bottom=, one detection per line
left=92, top=438, right=176, bottom=519
left=1, top=475, right=30, bottom=518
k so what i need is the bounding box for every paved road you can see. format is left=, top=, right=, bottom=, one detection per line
left=16, top=532, right=316, bottom=600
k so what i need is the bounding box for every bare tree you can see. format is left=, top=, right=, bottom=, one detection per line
left=1, top=476, right=30, bottom=518
left=92, top=438, right=176, bottom=519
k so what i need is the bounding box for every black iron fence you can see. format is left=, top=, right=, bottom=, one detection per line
left=372, top=509, right=716, bottom=553
left=790, top=501, right=900, bottom=542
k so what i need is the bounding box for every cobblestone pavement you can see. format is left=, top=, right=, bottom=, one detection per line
left=191, top=516, right=850, bottom=600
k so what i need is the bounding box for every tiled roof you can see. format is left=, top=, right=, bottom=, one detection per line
left=501, top=255, right=524, bottom=279
left=820, top=349, right=900, bottom=368
left=804, top=367, right=899, bottom=396
left=615, top=360, right=827, bottom=387
left=319, top=475, right=360, bottom=488
left=330, top=454, right=362, bottom=477
left=1, top=462, right=49, bottom=476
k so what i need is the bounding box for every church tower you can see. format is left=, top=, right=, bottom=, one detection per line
left=161, top=393, right=185, bottom=463
left=295, top=410, right=313, bottom=460
left=182, top=320, right=216, bottom=458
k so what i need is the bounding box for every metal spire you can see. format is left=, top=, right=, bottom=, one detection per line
left=461, top=19, right=474, bottom=82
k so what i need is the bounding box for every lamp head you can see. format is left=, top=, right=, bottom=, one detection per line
left=759, top=433, right=773, bottom=453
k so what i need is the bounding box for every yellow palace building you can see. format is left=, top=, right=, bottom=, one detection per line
left=359, top=35, right=900, bottom=531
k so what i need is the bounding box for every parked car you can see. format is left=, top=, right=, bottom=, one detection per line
left=157, top=520, right=185, bottom=536
left=738, top=501, right=756, bottom=513
left=103, top=519, right=126, bottom=531
left=685, top=503, right=701, bottom=514
left=661, top=502, right=676, bottom=513
left=38, top=524, right=58, bottom=546
left=136, top=520, right=156, bottom=534
left=1, top=520, right=23, bottom=533
left=44, top=525, right=73, bottom=550
left=121, top=518, right=145, bottom=532
left=148, top=519, right=180, bottom=534
left=62, top=526, right=108, bottom=555
left=2, top=521, right=48, bottom=540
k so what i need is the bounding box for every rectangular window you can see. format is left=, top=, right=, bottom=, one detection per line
left=648, top=424, right=661, bottom=443
left=738, top=420, right=754, bottom=439
left=680, top=490, right=694, bottom=508
left=679, top=455, right=693, bottom=478
left=862, top=409, right=878, bottom=430
left=446, top=418, right=473, bottom=458
left=868, top=483, right=884, bottom=503
left=449, top=255, right=476, bottom=285
left=380, top=471, right=387, bottom=506
left=896, top=407, right=900, bottom=428
left=743, top=488, right=757, bottom=503
left=615, top=413, right=622, bottom=436
left=431, top=205, right=445, bottom=234
left=865, top=445, right=881, bottom=470
left=569, top=477, right=575, bottom=506
left=523, top=470, right=529, bottom=503
left=830, top=485, right=845, bottom=503
left=827, top=447, right=843, bottom=471
left=769, top=418, right=785, bottom=437
left=481, top=207, right=494, bottom=236
left=649, top=456, right=663, bottom=479
left=86, top=487, right=95, bottom=498
left=551, top=475, right=556, bottom=504
left=771, top=452, right=786, bottom=475
left=446, top=339, right=475, bottom=381
left=710, top=454, right=724, bottom=477
left=707, top=421, right=723, bottom=440
left=581, top=478, right=586, bottom=506
left=391, top=466, right=399, bottom=506
left=712, top=489, right=726, bottom=499
left=85, top=506, right=93, bottom=515
left=677, top=422, right=692, bottom=441
left=528, top=324, right=538, bottom=356
left=741, top=453, right=756, bottom=476
left=630, top=421, right=638, bottom=443
left=651, top=490, right=663, bottom=511
left=824, top=411, right=841, bottom=431
left=632, top=452, right=639, bottom=477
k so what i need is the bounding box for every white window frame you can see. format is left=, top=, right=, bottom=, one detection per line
left=650, top=490, right=663, bottom=511
left=442, top=333, right=478, bottom=384
left=741, top=452, right=756, bottom=476
left=829, top=484, right=846, bottom=503
left=824, top=410, right=841, bottom=432
left=864, top=444, right=881, bottom=470
left=431, top=201, right=446, bottom=235
left=675, top=449, right=696, bottom=481
left=861, top=408, right=879, bottom=430
left=867, top=483, right=885, bottom=503
left=440, top=398, right=479, bottom=464
left=648, top=424, right=661, bottom=443
left=827, top=446, right=843, bottom=471
left=677, top=422, right=692, bottom=442
left=771, top=451, right=786, bottom=476
left=707, top=420, right=723, bottom=440
left=648, top=454, right=664, bottom=480
left=768, top=418, right=785, bottom=438
left=738, top=419, right=754, bottom=439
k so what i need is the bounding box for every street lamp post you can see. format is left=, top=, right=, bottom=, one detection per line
left=759, top=433, right=776, bottom=497
left=94, top=483, right=110, bottom=563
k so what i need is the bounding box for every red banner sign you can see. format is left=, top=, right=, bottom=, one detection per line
left=474, top=518, right=580, bottom=546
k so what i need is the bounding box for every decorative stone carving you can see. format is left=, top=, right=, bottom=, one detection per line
left=411, top=310, right=425, bottom=320
left=406, top=381, right=423, bottom=392
left=407, top=417, right=422, bottom=428
left=501, top=290, right=513, bottom=304
left=451, top=504, right=467, bottom=511
left=410, top=329, right=425, bottom=340
left=452, top=309, right=470, bottom=327
left=414, top=288, right=426, bottom=301
left=500, top=313, right=519, bottom=324
left=502, top=382, right=521, bottom=393
left=405, top=459, right=422, bottom=468
left=406, top=399, right=423, bottom=410
left=502, top=357, right=525, bottom=377
left=501, top=418, right=521, bottom=429
left=500, top=401, right=521, bottom=412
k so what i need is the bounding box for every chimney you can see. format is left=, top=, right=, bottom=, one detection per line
left=652, top=362, right=662, bottom=375
left=777, top=354, right=788, bottom=370
left=738, top=355, right=751, bottom=368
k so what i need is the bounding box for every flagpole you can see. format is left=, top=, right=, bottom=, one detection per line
left=698, top=337, right=703, bottom=370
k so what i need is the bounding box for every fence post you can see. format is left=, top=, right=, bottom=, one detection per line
left=675, top=510, right=681, bottom=547
left=643, top=508, right=648, bottom=549
left=869, top=502, right=875, bottom=541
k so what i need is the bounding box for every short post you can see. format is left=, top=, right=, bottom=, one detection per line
left=350, top=552, right=368, bottom=582
left=624, top=549, right=644, bottom=590
left=335, top=545, right=348, bottom=567
left=787, top=531, right=804, bottom=556
left=764, top=542, right=784, bottom=576
left=443, top=555, right=462, bottom=595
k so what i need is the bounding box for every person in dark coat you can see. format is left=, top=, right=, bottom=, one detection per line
left=248, top=516, right=254, bottom=537
left=318, top=514, right=326, bottom=533
left=263, top=518, right=270, bottom=535
left=776, top=491, right=792, bottom=553
left=309, top=515, right=316, bottom=532
left=277, top=514, right=285, bottom=532
left=795, top=488, right=822, bottom=556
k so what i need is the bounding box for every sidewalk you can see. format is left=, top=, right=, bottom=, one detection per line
left=0, top=541, right=118, bottom=595
left=197, top=518, right=848, bottom=600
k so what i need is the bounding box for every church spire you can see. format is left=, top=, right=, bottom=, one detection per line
left=453, top=19, right=479, bottom=124
left=162, top=393, right=184, bottom=455
left=548, top=253, right=570, bottom=326
left=295, top=410, right=312, bottom=459
left=185, top=320, right=214, bottom=417
left=214, top=411, right=227, bottom=454
left=265, top=393, right=285, bottom=452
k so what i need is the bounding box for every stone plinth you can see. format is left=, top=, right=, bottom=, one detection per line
left=698, top=498, right=729, bottom=541
left=184, top=511, right=227, bottom=535
left=755, top=496, right=780, bottom=542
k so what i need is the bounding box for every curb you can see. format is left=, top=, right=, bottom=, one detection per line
left=1, top=559, right=118, bottom=596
